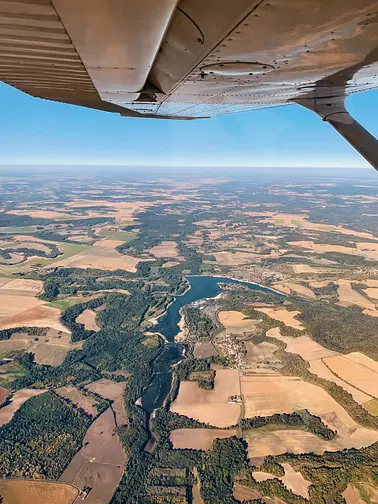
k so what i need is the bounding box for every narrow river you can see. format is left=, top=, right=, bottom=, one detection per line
left=141, top=275, right=283, bottom=413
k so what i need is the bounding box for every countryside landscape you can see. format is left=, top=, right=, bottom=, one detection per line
left=2, top=169, right=378, bottom=503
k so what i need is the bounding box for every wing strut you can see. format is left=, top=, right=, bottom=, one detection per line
left=296, top=96, right=378, bottom=171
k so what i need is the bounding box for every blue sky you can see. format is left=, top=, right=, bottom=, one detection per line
left=0, top=82, right=377, bottom=169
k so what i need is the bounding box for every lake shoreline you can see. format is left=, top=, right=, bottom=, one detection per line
left=187, top=273, right=287, bottom=297
left=156, top=274, right=284, bottom=344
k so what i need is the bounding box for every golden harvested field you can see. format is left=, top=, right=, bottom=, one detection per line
left=213, top=251, right=259, bottom=266
left=46, top=246, right=141, bottom=273
left=93, top=239, right=125, bottom=249
left=59, top=408, right=127, bottom=504
left=85, top=378, right=127, bottom=427
left=265, top=328, right=372, bottom=404
left=0, top=293, right=42, bottom=319
left=346, top=352, right=378, bottom=372
left=68, top=235, right=93, bottom=243
left=193, top=342, right=218, bottom=359
left=75, top=309, right=100, bottom=332
left=0, top=252, right=24, bottom=265
left=233, top=484, right=262, bottom=502
left=240, top=375, right=374, bottom=438
left=308, top=280, right=333, bottom=288
left=244, top=427, right=378, bottom=458
left=337, top=280, right=378, bottom=316
left=170, top=369, right=241, bottom=428
left=0, top=240, right=53, bottom=255
left=292, top=264, right=330, bottom=274
left=308, top=359, right=370, bottom=404
left=12, top=234, right=46, bottom=242
left=150, top=241, right=178, bottom=258
left=1, top=328, right=80, bottom=366
left=255, top=307, right=305, bottom=330
left=253, top=472, right=276, bottom=482
left=0, top=480, right=79, bottom=504
left=365, top=280, right=378, bottom=287
left=0, top=279, right=67, bottom=332
left=55, top=386, right=99, bottom=416
left=363, top=287, right=378, bottom=300
left=279, top=282, right=316, bottom=299
left=0, top=389, right=46, bottom=426
left=342, top=485, right=365, bottom=504
left=0, top=385, right=8, bottom=404
left=66, top=199, right=154, bottom=222
left=0, top=302, right=68, bottom=332
left=85, top=378, right=125, bottom=399
left=289, top=240, right=378, bottom=261
left=323, top=353, right=378, bottom=399
left=356, top=242, right=378, bottom=253
left=218, top=311, right=260, bottom=334
left=194, top=219, right=218, bottom=227
left=162, top=261, right=181, bottom=268
left=7, top=209, right=73, bottom=219
left=265, top=213, right=377, bottom=240
left=170, top=428, right=237, bottom=450
left=280, top=463, right=311, bottom=498
left=266, top=328, right=337, bottom=361
left=0, top=278, right=44, bottom=298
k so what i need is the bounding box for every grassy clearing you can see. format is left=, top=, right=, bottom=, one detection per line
left=364, top=398, right=378, bottom=416
left=30, top=243, right=91, bottom=266
left=47, top=298, right=83, bottom=310
left=0, top=363, right=25, bottom=388
left=120, top=220, right=140, bottom=227
left=355, top=483, right=373, bottom=503
left=0, top=363, right=24, bottom=376
left=0, top=226, right=37, bottom=234
left=100, top=230, right=137, bottom=242
left=142, top=335, right=160, bottom=348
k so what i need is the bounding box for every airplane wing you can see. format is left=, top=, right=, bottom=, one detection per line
left=1, top=0, right=378, bottom=166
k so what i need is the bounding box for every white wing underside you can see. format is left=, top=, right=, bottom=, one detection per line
left=0, top=0, right=378, bottom=120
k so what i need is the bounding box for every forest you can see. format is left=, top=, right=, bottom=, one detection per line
left=0, top=392, right=90, bottom=479
left=294, top=301, right=378, bottom=360
left=241, top=410, right=335, bottom=440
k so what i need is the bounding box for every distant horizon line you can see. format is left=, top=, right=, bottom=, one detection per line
left=0, top=164, right=372, bottom=170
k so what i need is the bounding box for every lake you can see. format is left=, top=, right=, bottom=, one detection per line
left=141, top=275, right=283, bottom=413
left=156, top=275, right=283, bottom=343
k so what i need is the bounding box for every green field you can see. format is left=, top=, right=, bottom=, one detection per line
left=120, top=220, right=140, bottom=226
left=0, top=226, right=37, bottom=234
left=364, top=398, right=378, bottom=416
left=0, top=363, right=26, bottom=388
left=30, top=243, right=91, bottom=266
left=47, top=298, right=84, bottom=310
left=99, top=230, right=137, bottom=242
